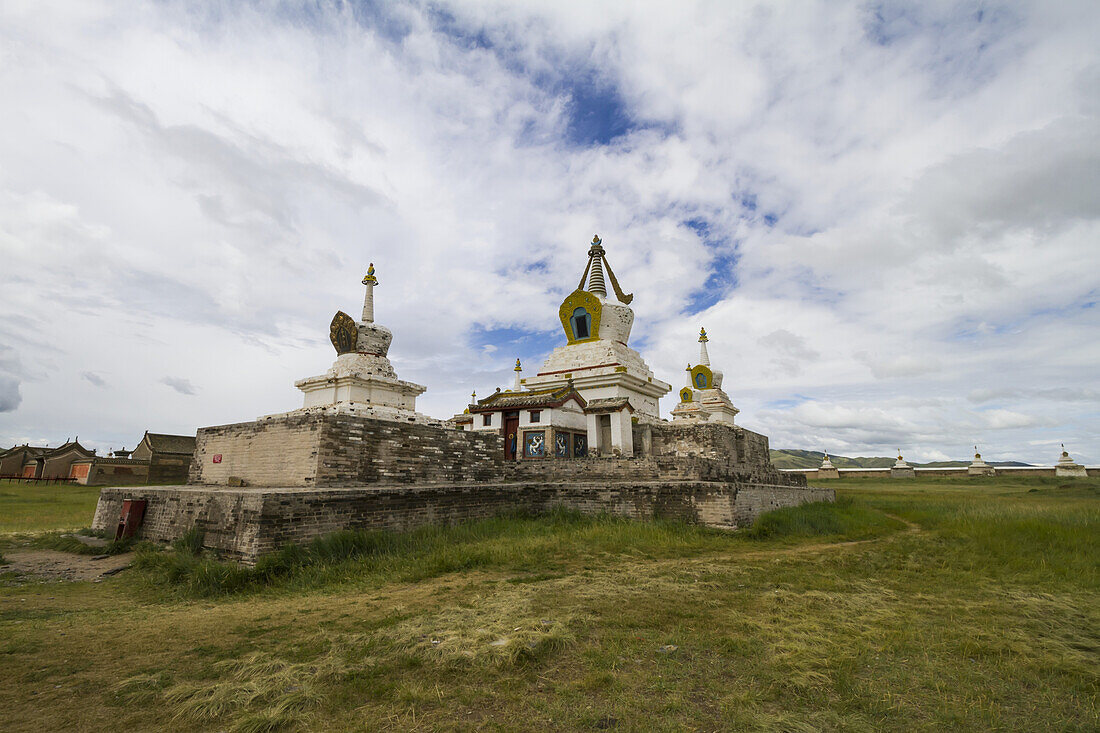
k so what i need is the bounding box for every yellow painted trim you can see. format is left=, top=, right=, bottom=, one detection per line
left=689, top=364, right=713, bottom=390
left=558, top=289, right=602, bottom=344
left=679, top=387, right=693, bottom=403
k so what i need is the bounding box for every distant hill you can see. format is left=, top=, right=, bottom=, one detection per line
left=769, top=449, right=1032, bottom=469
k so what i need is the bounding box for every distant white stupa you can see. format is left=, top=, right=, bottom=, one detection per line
left=968, top=446, right=994, bottom=476
left=1055, top=444, right=1087, bottom=478
left=670, top=327, right=740, bottom=424
left=891, top=450, right=914, bottom=479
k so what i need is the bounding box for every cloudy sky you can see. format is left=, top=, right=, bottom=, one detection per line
left=1, top=0, right=1097, bottom=464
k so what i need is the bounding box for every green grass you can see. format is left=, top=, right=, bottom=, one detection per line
left=130, top=502, right=896, bottom=599
left=742, top=495, right=905, bottom=540
left=0, top=480, right=103, bottom=534
left=30, top=532, right=134, bottom=556
left=0, top=477, right=1098, bottom=731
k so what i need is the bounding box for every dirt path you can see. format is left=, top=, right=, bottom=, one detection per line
left=0, top=550, right=134, bottom=582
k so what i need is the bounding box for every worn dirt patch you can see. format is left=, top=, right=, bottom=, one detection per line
left=0, top=550, right=133, bottom=583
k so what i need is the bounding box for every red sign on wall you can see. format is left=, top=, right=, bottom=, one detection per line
left=212, top=454, right=222, bottom=464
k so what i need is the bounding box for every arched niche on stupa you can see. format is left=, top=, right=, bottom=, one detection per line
left=558, top=289, right=602, bottom=344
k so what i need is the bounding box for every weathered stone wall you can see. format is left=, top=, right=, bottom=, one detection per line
left=641, top=422, right=804, bottom=487
left=190, top=412, right=327, bottom=486
left=93, top=410, right=838, bottom=563
left=86, top=460, right=150, bottom=486
left=93, top=486, right=267, bottom=559
left=92, top=480, right=835, bottom=563
left=733, top=485, right=836, bottom=527
left=149, top=455, right=192, bottom=483
left=314, top=414, right=504, bottom=485
left=193, top=412, right=507, bottom=487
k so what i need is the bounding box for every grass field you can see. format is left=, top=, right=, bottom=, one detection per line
left=0, top=480, right=103, bottom=534
left=0, top=476, right=1097, bottom=731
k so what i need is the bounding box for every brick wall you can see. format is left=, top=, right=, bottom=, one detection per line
left=190, top=412, right=327, bottom=486
left=191, top=412, right=507, bottom=487
left=92, top=479, right=835, bottom=563
left=641, top=422, right=805, bottom=487
left=315, top=414, right=505, bottom=485
left=149, top=455, right=191, bottom=483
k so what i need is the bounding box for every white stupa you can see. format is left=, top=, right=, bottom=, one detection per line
left=670, top=327, right=740, bottom=424
left=818, top=451, right=839, bottom=479
left=1055, top=444, right=1087, bottom=478
left=968, top=446, right=994, bottom=476
left=891, top=450, right=914, bottom=478
left=524, top=235, right=671, bottom=422
left=291, top=263, right=436, bottom=424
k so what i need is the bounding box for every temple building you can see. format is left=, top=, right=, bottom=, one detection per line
left=92, top=239, right=830, bottom=563
left=0, top=444, right=50, bottom=478
left=1, top=440, right=96, bottom=479
left=291, top=263, right=436, bottom=425
left=462, top=236, right=670, bottom=458
left=670, top=327, right=740, bottom=424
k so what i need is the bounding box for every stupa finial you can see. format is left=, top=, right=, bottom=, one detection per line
left=361, top=262, right=378, bottom=322
left=576, top=234, right=633, bottom=304
left=698, top=327, right=711, bottom=366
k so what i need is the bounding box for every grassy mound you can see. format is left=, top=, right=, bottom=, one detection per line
left=30, top=531, right=134, bottom=556
left=743, top=496, right=905, bottom=541
left=133, top=502, right=898, bottom=598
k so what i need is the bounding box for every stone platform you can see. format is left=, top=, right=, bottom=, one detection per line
left=93, top=411, right=832, bottom=563
left=91, top=479, right=835, bottom=563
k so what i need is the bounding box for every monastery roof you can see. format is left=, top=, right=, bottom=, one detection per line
left=0, top=445, right=50, bottom=459
left=583, top=397, right=635, bottom=414
left=71, top=456, right=151, bottom=466
left=44, top=441, right=94, bottom=458
left=471, top=385, right=586, bottom=412
left=141, top=432, right=197, bottom=455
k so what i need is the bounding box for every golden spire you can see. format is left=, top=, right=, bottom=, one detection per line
left=699, top=327, right=708, bottom=342
left=514, top=358, right=522, bottom=371
left=362, top=262, right=378, bottom=285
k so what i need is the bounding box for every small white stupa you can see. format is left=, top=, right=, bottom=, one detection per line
left=818, top=451, right=839, bottom=479
left=291, top=263, right=436, bottom=424
left=1055, top=444, right=1087, bottom=478
left=968, top=446, right=994, bottom=476
left=670, top=327, right=740, bottom=424
left=512, top=358, right=523, bottom=392
left=891, top=450, right=915, bottom=478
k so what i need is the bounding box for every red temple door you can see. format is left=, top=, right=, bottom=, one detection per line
left=503, top=413, right=519, bottom=461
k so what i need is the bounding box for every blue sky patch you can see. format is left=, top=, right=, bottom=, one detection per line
left=764, top=394, right=811, bottom=409
left=682, top=217, right=740, bottom=314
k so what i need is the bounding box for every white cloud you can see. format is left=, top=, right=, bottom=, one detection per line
left=0, top=1, right=1097, bottom=465
left=0, top=377, right=20, bottom=413
left=161, top=377, right=198, bottom=396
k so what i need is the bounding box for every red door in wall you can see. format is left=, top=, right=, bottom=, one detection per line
left=503, top=413, right=519, bottom=461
